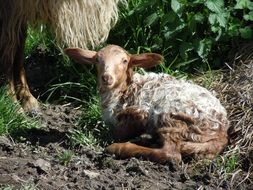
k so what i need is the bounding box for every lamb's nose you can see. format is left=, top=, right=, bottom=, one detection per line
left=102, top=74, right=113, bottom=85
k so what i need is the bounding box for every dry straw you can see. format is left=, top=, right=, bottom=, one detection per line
left=194, top=43, right=253, bottom=188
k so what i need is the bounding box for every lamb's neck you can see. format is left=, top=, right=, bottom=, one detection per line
left=101, top=89, right=121, bottom=106
left=99, top=84, right=130, bottom=126
left=100, top=83, right=129, bottom=110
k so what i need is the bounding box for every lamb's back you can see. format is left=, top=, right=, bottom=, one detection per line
left=127, top=72, right=227, bottom=128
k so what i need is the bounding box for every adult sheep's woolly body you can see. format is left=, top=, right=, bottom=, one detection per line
left=0, top=0, right=125, bottom=64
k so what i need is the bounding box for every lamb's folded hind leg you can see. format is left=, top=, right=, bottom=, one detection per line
left=180, top=131, right=228, bottom=159
left=14, top=23, right=40, bottom=114
left=159, top=112, right=228, bottom=160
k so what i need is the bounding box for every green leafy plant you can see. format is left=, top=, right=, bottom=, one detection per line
left=109, top=0, right=253, bottom=72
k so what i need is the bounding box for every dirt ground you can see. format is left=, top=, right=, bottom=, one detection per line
left=0, top=104, right=218, bottom=190
left=0, top=51, right=253, bottom=189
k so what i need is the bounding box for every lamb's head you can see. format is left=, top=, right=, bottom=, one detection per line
left=65, top=45, right=164, bottom=92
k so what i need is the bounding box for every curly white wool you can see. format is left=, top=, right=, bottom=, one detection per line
left=102, top=72, right=228, bottom=131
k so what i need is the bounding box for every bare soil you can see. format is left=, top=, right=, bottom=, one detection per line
left=0, top=51, right=253, bottom=189
left=0, top=104, right=215, bottom=190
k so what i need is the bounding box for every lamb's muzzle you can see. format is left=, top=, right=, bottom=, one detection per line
left=65, top=44, right=229, bottom=164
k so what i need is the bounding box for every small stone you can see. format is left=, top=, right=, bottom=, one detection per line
left=0, top=136, right=13, bottom=151
left=83, top=169, right=100, bottom=179
left=33, top=158, right=51, bottom=173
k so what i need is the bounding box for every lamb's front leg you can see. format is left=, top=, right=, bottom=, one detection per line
left=105, top=141, right=181, bottom=164
left=114, top=106, right=149, bottom=141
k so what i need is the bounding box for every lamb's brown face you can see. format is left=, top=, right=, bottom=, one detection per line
left=96, top=45, right=130, bottom=91
left=65, top=44, right=164, bottom=93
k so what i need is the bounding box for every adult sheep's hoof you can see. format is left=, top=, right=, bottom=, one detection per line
left=21, top=96, right=41, bottom=117
left=27, top=108, right=42, bottom=117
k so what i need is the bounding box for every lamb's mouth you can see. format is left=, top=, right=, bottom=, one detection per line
left=103, top=81, right=113, bottom=86
left=100, top=81, right=114, bottom=90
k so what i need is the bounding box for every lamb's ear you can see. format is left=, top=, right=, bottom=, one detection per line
left=130, top=53, right=164, bottom=68
left=64, top=48, right=97, bottom=64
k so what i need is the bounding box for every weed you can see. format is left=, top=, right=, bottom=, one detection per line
left=57, top=150, right=74, bottom=166
left=69, top=129, right=99, bottom=148
left=78, top=95, right=102, bottom=127
left=216, top=154, right=239, bottom=174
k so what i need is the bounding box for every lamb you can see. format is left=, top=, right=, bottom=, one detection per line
left=65, top=45, right=229, bottom=163
left=0, top=0, right=125, bottom=113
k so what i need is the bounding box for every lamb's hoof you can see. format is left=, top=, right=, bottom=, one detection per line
left=105, top=143, right=131, bottom=159
left=105, top=143, right=121, bottom=156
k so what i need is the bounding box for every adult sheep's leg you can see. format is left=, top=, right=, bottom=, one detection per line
left=14, top=23, right=40, bottom=114
left=0, top=24, right=18, bottom=104
left=2, top=62, right=18, bottom=104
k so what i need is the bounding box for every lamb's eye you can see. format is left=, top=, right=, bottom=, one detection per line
left=96, top=57, right=105, bottom=65
left=122, top=59, right=128, bottom=64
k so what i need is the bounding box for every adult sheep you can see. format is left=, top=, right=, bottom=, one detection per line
left=0, top=0, right=125, bottom=114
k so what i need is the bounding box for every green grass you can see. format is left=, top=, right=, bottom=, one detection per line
left=69, top=129, right=100, bottom=148
left=24, top=26, right=103, bottom=147
left=42, top=65, right=97, bottom=104
left=25, top=26, right=53, bottom=57
left=24, top=24, right=99, bottom=104
left=0, top=87, right=39, bottom=137
left=57, top=150, right=74, bottom=166
left=69, top=95, right=113, bottom=148
left=215, top=152, right=240, bottom=175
